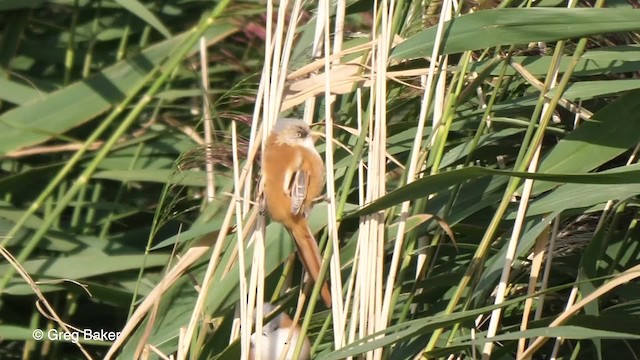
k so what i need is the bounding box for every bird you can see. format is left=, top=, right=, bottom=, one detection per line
left=261, top=118, right=332, bottom=308
left=249, top=303, right=311, bottom=360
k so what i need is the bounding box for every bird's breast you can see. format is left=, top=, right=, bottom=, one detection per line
left=263, top=142, right=304, bottom=176
left=262, top=140, right=305, bottom=224
left=250, top=328, right=310, bottom=360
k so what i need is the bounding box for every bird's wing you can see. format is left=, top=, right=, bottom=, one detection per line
left=290, top=170, right=309, bottom=216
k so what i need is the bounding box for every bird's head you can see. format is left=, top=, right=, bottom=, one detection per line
left=271, top=118, right=315, bottom=149
left=252, top=303, right=293, bottom=339
left=256, top=302, right=281, bottom=335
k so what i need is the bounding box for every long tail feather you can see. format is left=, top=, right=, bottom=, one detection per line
left=289, top=220, right=332, bottom=308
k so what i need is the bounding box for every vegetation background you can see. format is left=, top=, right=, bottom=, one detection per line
left=1, top=0, right=640, bottom=359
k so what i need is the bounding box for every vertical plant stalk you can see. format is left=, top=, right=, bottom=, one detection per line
left=249, top=1, right=301, bottom=352
left=517, top=221, right=551, bottom=356
left=298, top=0, right=348, bottom=353
left=128, top=137, right=172, bottom=324
left=174, top=137, right=262, bottom=359
left=521, top=263, right=640, bottom=359
left=482, top=144, right=542, bottom=359
left=382, top=0, right=448, bottom=328
left=371, top=2, right=394, bottom=360
left=230, top=118, right=250, bottom=359
left=327, top=0, right=347, bottom=347
left=534, top=217, right=560, bottom=321
left=63, top=0, right=80, bottom=85
left=99, top=144, right=144, bottom=238
left=425, top=11, right=595, bottom=355
left=185, top=0, right=307, bottom=358
left=348, top=3, right=390, bottom=358
left=200, top=36, right=216, bottom=201
left=483, top=36, right=564, bottom=357
left=82, top=0, right=102, bottom=78
left=0, top=245, right=93, bottom=359
left=0, top=21, right=233, bottom=294
left=100, top=3, right=240, bottom=359
left=84, top=182, right=101, bottom=233
left=546, top=143, right=640, bottom=358
left=233, top=0, right=272, bottom=357
left=295, top=0, right=335, bottom=355
left=250, top=1, right=307, bottom=359
left=338, top=89, right=370, bottom=353
left=430, top=58, right=513, bottom=341
left=0, top=58, right=158, bottom=293
left=116, top=13, right=132, bottom=61
left=293, top=0, right=346, bottom=357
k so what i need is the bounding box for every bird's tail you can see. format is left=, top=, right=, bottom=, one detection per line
left=290, top=220, right=332, bottom=308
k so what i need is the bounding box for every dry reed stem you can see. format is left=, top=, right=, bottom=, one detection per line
left=200, top=35, right=216, bottom=202
left=104, top=122, right=264, bottom=357
left=517, top=224, right=549, bottom=356
left=546, top=143, right=640, bottom=359
left=394, top=0, right=450, bottom=333
left=483, top=144, right=544, bottom=359
left=318, top=0, right=350, bottom=348
left=521, top=264, right=640, bottom=359
left=483, top=20, right=568, bottom=357
left=535, top=217, right=560, bottom=321
left=0, top=245, right=94, bottom=359
left=510, top=61, right=593, bottom=120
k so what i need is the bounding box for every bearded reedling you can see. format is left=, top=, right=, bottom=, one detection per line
left=261, top=118, right=332, bottom=308
left=249, top=303, right=310, bottom=360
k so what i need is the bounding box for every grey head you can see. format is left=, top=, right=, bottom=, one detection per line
left=271, top=118, right=312, bottom=144
left=255, top=302, right=282, bottom=334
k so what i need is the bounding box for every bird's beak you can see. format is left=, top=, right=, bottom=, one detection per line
left=310, top=130, right=324, bottom=142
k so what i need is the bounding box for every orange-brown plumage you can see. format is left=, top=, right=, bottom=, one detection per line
left=262, top=118, right=331, bottom=308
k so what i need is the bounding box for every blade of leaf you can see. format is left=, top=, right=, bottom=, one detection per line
left=113, top=0, right=172, bottom=39
left=0, top=24, right=237, bottom=155
left=344, top=164, right=640, bottom=219
left=391, top=9, right=640, bottom=60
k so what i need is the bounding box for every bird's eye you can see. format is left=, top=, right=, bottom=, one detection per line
left=296, top=131, right=303, bottom=138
